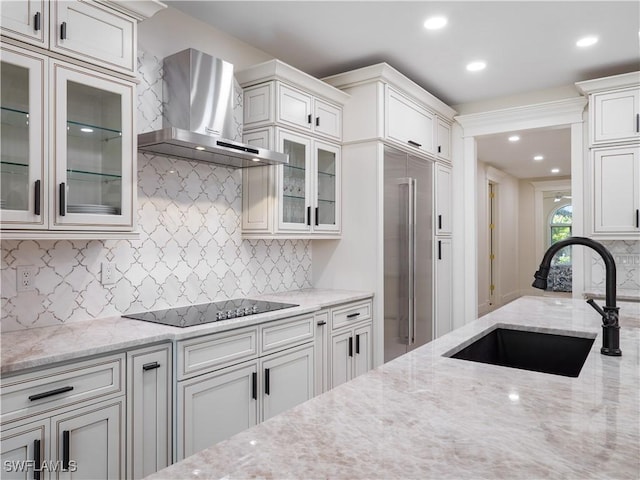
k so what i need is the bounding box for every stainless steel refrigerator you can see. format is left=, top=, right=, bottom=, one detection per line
left=383, top=146, right=433, bottom=363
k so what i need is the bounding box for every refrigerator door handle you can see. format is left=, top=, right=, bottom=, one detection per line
left=409, top=178, right=417, bottom=345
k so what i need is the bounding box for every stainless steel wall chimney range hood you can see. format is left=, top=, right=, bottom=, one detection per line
left=138, top=49, right=288, bottom=168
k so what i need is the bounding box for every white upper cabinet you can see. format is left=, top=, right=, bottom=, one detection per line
left=591, top=88, right=640, bottom=145
left=51, top=1, right=136, bottom=74
left=1, top=1, right=138, bottom=75
left=244, top=81, right=343, bottom=142
left=0, top=0, right=48, bottom=47
left=577, top=72, right=640, bottom=146
left=386, top=86, right=434, bottom=155
left=591, top=145, right=640, bottom=236
left=435, top=117, right=452, bottom=161
left=1, top=43, right=136, bottom=236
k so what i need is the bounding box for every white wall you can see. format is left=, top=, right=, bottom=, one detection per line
left=476, top=163, right=520, bottom=316
left=138, top=6, right=273, bottom=68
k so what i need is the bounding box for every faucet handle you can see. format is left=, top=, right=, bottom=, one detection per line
left=586, top=297, right=605, bottom=318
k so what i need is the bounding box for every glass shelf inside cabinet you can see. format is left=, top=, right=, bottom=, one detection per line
left=1, top=106, right=29, bottom=127
left=66, top=168, right=122, bottom=180
left=67, top=120, right=122, bottom=142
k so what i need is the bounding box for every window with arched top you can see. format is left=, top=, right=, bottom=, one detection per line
left=549, top=204, right=572, bottom=265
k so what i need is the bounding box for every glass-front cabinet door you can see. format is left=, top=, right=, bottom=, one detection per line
left=314, top=141, right=340, bottom=233
left=52, top=61, right=134, bottom=229
left=0, top=45, right=47, bottom=228
left=277, top=129, right=312, bottom=232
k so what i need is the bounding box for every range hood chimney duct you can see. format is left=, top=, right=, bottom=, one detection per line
left=138, top=49, right=287, bottom=168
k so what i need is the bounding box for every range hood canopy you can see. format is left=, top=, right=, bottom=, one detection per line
left=138, top=49, right=288, bottom=168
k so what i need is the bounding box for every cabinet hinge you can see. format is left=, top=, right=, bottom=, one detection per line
left=489, top=223, right=495, bottom=230
left=490, top=284, right=495, bottom=292
left=489, top=192, right=496, bottom=199
left=490, top=254, right=495, bottom=260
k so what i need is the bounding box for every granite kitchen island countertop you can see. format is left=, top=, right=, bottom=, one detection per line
left=147, top=296, right=640, bottom=480
left=0, top=288, right=373, bottom=375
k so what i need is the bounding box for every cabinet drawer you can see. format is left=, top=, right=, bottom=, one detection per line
left=177, top=327, right=258, bottom=380
left=331, top=300, right=372, bottom=331
left=260, top=315, right=315, bottom=354
left=1, top=354, right=124, bottom=424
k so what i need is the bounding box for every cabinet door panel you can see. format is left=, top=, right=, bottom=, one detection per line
left=51, top=61, right=134, bottom=230
left=52, top=400, right=124, bottom=480
left=386, top=88, right=434, bottom=154
left=127, top=345, right=172, bottom=479
left=593, top=89, right=640, bottom=144
left=51, top=1, right=136, bottom=73
left=314, top=141, right=341, bottom=232
left=314, top=100, right=341, bottom=140
left=436, top=118, right=451, bottom=160
left=435, top=164, right=452, bottom=235
left=177, top=362, right=257, bottom=460
left=277, top=84, right=312, bottom=132
left=353, top=324, right=372, bottom=379
left=261, top=345, right=314, bottom=422
left=330, top=330, right=352, bottom=389
left=593, top=147, right=640, bottom=233
left=277, top=130, right=312, bottom=231
left=434, top=238, right=453, bottom=339
left=1, top=45, right=47, bottom=228
left=243, top=84, right=273, bottom=126
left=0, top=0, right=47, bottom=47
left=0, top=420, right=48, bottom=480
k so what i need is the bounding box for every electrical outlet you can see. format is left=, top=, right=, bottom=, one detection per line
left=17, top=266, right=36, bottom=292
left=101, top=262, right=116, bottom=285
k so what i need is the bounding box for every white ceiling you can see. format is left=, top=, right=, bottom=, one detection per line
left=165, top=1, right=639, bottom=179
left=476, top=126, right=571, bottom=179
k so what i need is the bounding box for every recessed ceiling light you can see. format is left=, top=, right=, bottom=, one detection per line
left=508, top=135, right=520, bottom=142
left=466, top=61, right=486, bottom=72
left=80, top=127, right=94, bottom=133
left=423, top=16, right=447, bottom=30
left=533, top=155, right=544, bottom=161
left=551, top=168, right=560, bottom=174
left=195, top=146, right=205, bottom=151
left=576, top=36, right=598, bottom=47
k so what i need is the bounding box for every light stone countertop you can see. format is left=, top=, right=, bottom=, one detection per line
left=147, top=296, right=640, bottom=480
left=0, top=289, right=372, bottom=375
left=584, top=287, right=640, bottom=302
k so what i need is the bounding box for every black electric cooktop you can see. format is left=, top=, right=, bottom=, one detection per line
left=122, top=298, right=299, bottom=328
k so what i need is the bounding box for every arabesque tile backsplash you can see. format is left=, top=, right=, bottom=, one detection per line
left=0, top=49, right=311, bottom=332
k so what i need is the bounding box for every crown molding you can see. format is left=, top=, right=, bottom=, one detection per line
left=455, top=97, right=587, bottom=137
left=576, top=71, right=640, bottom=95
left=95, top=0, right=167, bottom=22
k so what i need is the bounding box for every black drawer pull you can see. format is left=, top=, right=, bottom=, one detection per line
left=315, top=206, right=319, bottom=226
left=317, top=320, right=326, bottom=326
left=60, top=22, right=67, bottom=40
left=143, top=362, right=160, bottom=371
left=346, top=312, right=360, bottom=319
left=307, top=114, right=312, bottom=124
left=29, top=386, right=74, bottom=402
left=356, top=334, right=360, bottom=354
left=407, top=140, right=421, bottom=148
left=34, top=180, right=41, bottom=215
left=438, top=214, right=442, bottom=230
left=315, top=116, right=320, bottom=127
left=306, top=206, right=311, bottom=226
left=264, top=368, right=270, bottom=395
left=59, top=183, right=66, bottom=216
left=34, top=439, right=41, bottom=480
left=252, top=372, right=257, bottom=400
left=438, top=145, right=442, bottom=154
left=636, top=209, right=639, bottom=229
left=62, top=430, right=70, bottom=470
left=438, top=240, right=442, bottom=260
left=34, top=12, right=41, bottom=32
left=348, top=336, right=353, bottom=357
left=636, top=113, right=639, bottom=133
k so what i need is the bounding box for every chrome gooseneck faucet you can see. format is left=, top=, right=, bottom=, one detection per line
left=532, top=236, right=621, bottom=356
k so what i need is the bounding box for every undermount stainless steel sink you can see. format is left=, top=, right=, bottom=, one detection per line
left=446, top=327, right=596, bottom=377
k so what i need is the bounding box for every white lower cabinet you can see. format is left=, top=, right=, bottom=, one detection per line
left=261, top=344, right=314, bottom=422
left=330, top=322, right=372, bottom=389
left=0, top=420, right=47, bottom=480
left=177, top=361, right=258, bottom=459
left=127, top=344, right=172, bottom=479
left=51, top=399, right=125, bottom=480
left=314, top=310, right=330, bottom=395
left=434, top=237, right=453, bottom=339
left=175, top=315, right=315, bottom=461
